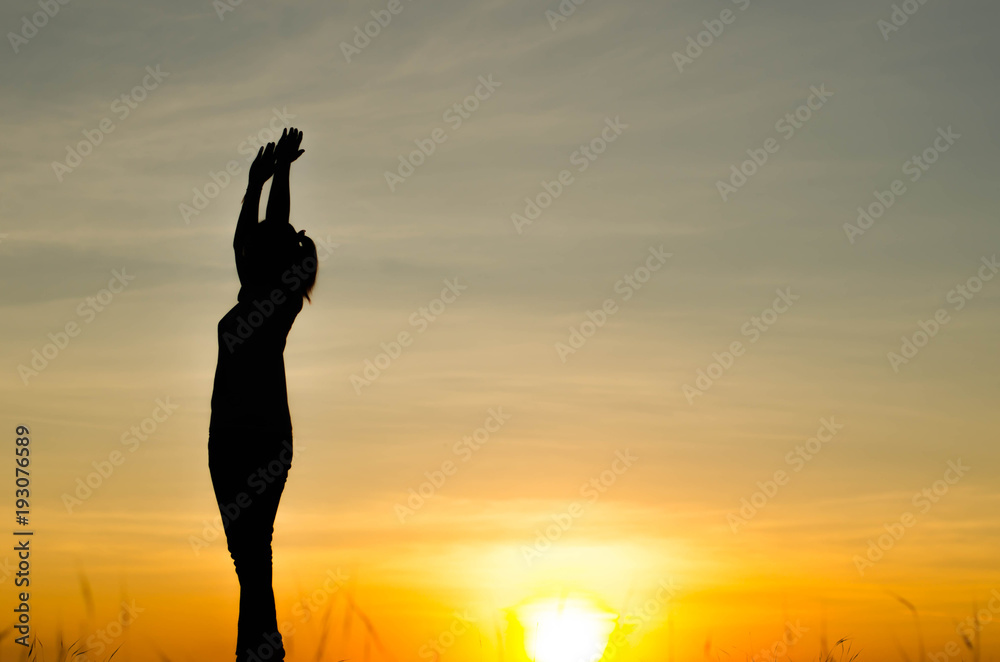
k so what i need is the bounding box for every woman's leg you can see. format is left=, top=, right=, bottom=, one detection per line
left=209, top=431, right=292, bottom=662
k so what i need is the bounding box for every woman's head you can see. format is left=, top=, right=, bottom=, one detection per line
left=246, top=221, right=319, bottom=302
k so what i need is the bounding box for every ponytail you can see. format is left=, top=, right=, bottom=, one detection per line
left=296, top=230, right=319, bottom=302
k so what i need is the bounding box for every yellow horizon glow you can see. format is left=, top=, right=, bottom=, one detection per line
left=516, top=595, right=618, bottom=662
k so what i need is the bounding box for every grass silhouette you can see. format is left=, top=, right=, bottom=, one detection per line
left=5, top=578, right=993, bottom=662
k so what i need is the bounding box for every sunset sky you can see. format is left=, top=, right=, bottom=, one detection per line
left=2, top=0, right=1000, bottom=660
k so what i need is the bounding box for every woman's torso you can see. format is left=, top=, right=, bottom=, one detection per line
left=210, top=285, right=303, bottom=436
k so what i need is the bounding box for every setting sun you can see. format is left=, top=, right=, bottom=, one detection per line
left=516, top=596, right=618, bottom=662
left=4, top=0, right=999, bottom=660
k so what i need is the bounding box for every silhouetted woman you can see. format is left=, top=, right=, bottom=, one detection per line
left=208, top=128, right=316, bottom=662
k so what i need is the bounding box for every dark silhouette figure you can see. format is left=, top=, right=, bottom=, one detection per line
left=208, top=128, right=317, bottom=662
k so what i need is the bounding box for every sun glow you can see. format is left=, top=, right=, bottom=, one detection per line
left=516, top=596, right=618, bottom=662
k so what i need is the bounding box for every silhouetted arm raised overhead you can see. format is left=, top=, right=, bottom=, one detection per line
left=236, top=142, right=276, bottom=251
left=266, top=128, right=304, bottom=226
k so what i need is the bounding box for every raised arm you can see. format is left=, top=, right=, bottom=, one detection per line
left=236, top=143, right=276, bottom=250
left=266, top=128, right=304, bottom=226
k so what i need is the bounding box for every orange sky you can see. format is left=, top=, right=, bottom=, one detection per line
left=3, top=0, right=1000, bottom=660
